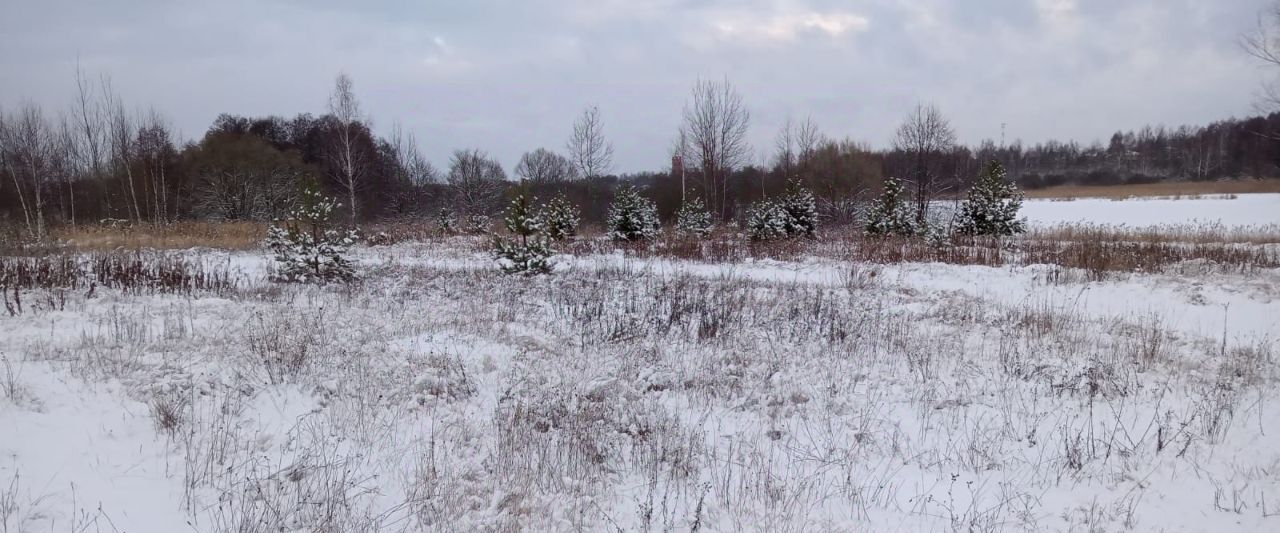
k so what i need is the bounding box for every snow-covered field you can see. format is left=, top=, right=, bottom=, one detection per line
left=1022, top=193, right=1280, bottom=227
left=3, top=195, right=1279, bottom=532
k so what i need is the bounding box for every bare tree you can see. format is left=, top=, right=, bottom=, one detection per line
left=328, top=73, right=368, bottom=227
left=515, top=148, right=578, bottom=184
left=136, top=110, right=175, bottom=223
left=103, top=80, right=143, bottom=222
left=893, top=103, right=956, bottom=226
left=66, top=64, right=106, bottom=226
left=775, top=117, right=796, bottom=183
left=680, top=78, right=750, bottom=219
left=447, top=148, right=506, bottom=216
left=66, top=63, right=117, bottom=226
left=388, top=123, right=437, bottom=186
left=53, top=115, right=80, bottom=226
left=795, top=116, right=824, bottom=167
left=384, top=123, right=436, bottom=215
left=566, top=105, right=614, bottom=179
left=0, top=108, right=26, bottom=234
left=1244, top=4, right=1280, bottom=111
left=189, top=135, right=303, bottom=221
left=0, top=104, right=67, bottom=239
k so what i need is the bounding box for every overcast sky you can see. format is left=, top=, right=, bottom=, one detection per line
left=0, top=0, right=1272, bottom=173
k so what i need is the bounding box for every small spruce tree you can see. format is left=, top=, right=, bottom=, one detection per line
left=746, top=200, right=788, bottom=241
left=493, top=194, right=554, bottom=275
left=956, top=160, right=1026, bottom=237
left=607, top=185, right=660, bottom=242
left=436, top=208, right=457, bottom=234
left=266, top=186, right=358, bottom=283
left=780, top=179, right=818, bottom=238
left=540, top=194, right=581, bottom=241
left=466, top=214, right=492, bottom=235
left=675, top=196, right=714, bottom=237
left=865, top=176, right=917, bottom=236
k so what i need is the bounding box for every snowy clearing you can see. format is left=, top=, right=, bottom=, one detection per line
left=1022, top=193, right=1280, bottom=227
left=2, top=223, right=1280, bottom=532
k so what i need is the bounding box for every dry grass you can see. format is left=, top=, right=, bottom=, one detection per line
left=5, top=217, right=1278, bottom=281
left=47, top=221, right=267, bottom=251
left=0, top=251, right=237, bottom=295
left=1027, top=223, right=1280, bottom=245
left=1024, top=179, right=1280, bottom=200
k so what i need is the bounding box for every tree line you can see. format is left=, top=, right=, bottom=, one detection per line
left=3, top=70, right=1278, bottom=241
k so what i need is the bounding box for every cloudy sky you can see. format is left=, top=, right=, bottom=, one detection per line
left=0, top=0, right=1272, bottom=173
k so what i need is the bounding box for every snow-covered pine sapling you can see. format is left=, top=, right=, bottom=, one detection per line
left=865, top=176, right=918, bottom=237
left=540, top=194, right=581, bottom=241
left=956, top=160, right=1027, bottom=237
left=466, top=214, right=492, bottom=235
left=747, top=200, right=788, bottom=241
left=780, top=179, right=818, bottom=238
left=607, top=185, right=660, bottom=242
left=436, top=208, right=457, bottom=234
left=493, top=193, right=554, bottom=275
left=675, top=196, right=714, bottom=237
left=266, top=187, right=358, bottom=283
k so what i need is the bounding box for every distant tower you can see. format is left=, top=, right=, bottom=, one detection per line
left=672, top=154, right=686, bottom=203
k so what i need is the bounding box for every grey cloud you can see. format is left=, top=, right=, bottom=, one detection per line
left=0, top=0, right=1269, bottom=172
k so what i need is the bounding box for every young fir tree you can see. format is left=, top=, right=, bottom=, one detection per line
left=746, top=200, right=788, bottom=241
left=956, top=160, right=1026, bottom=237
left=674, top=196, right=714, bottom=237
left=466, top=214, right=492, bottom=235
left=540, top=194, right=581, bottom=241
left=865, top=176, right=918, bottom=236
left=436, top=208, right=457, bottom=234
left=780, top=179, right=818, bottom=238
left=266, top=185, right=358, bottom=283
left=493, top=193, right=553, bottom=275
left=607, top=185, right=660, bottom=242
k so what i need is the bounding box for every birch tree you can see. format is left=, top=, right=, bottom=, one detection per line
left=0, top=104, right=64, bottom=239
left=104, top=82, right=143, bottom=222
left=327, top=73, right=367, bottom=227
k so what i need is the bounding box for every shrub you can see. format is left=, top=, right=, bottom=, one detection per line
left=493, top=194, right=554, bottom=275
left=675, top=196, right=714, bottom=237
left=607, top=185, right=660, bottom=242
left=265, top=188, right=358, bottom=283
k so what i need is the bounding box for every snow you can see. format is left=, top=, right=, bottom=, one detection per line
left=3, top=196, right=1280, bottom=532
left=1022, top=193, right=1280, bottom=227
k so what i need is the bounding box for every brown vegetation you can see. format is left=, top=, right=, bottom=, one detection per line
left=35, top=222, right=266, bottom=252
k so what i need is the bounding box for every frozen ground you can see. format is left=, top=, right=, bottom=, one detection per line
left=1021, top=193, right=1280, bottom=227
left=2, top=215, right=1279, bottom=532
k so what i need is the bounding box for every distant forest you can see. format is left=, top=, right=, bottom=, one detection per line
left=3, top=71, right=1279, bottom=238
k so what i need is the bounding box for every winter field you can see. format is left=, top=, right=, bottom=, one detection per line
left=2, top=194, right=1280, bottom=532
